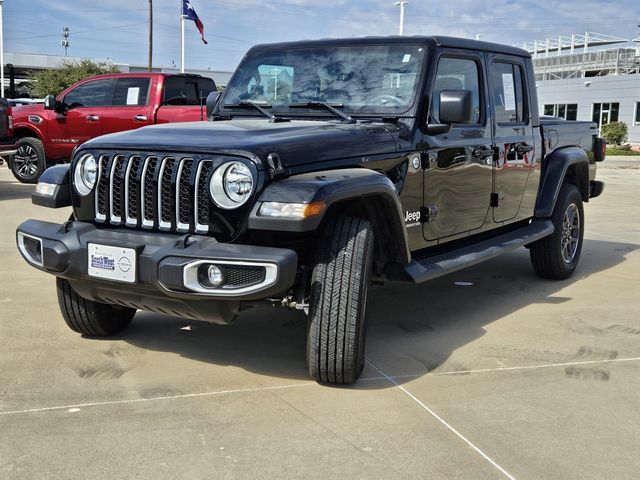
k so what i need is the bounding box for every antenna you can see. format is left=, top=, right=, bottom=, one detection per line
left=61, top=27, right=70, bottom=57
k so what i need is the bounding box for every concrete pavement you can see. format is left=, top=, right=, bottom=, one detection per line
left=1, top=159, right=639, bottom=479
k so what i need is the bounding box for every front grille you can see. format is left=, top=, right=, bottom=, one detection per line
left=95, top=154, right=214, bottom=233
left=221, top=265, right=266, bottom=288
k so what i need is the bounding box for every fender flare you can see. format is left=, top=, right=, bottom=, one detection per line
left=248, top=168, right=411, bottom=264
left=12, top=122, right=45, bottom=141
left=535, top=146, right=589, bottom=218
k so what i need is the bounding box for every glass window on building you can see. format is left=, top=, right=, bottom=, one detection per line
left=544, top=103, right=577, bottom=120
left=592, top=102, right=619, bottom=128
left=635, top=102, right=640, bottom=125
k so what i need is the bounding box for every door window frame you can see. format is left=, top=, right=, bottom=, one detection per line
left=488, top=58, right=530, bottom=127
left=428, top=52, right=487, bottom=129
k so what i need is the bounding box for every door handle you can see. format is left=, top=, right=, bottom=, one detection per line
left=86, top=114, right=100, bottom=122
left=515, top=143, right=534, bottom=155
left=134, top=115, right=148, bottom=122
left=472, top=145, right=494, bottom=159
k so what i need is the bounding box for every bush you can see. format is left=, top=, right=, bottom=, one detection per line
left=29, top=59, right=120, bottom=98
left=600, top=122, right=628, bottom=146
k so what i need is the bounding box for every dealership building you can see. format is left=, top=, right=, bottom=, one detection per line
left=1, top=52, right=233, bottom=97
left=520, top=32, right=640, bottom=144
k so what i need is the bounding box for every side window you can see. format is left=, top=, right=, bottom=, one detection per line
left=64, top=79, right=115, bottom=108
left=491, top=62, right=527, bottom=124
left=163, top=77, right=198, bottom=105
left=431, top=57, right=481, bottom=124
left=197, top=79, right=217, bottom=100
left=113, top=78, right=151, bottom=106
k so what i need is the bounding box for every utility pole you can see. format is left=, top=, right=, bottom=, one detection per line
left=61, top=27, right=70, bottom=56
left=148, top=0, right=153, bottom=71
left=394, top=1, right=408, bottom=36
left=0, top=0, right=4, bottom=98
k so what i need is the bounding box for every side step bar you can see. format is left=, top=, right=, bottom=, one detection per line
left=403, top=220, right=554, bottom=284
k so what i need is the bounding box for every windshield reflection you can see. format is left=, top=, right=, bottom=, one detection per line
left=222, top=44, right=426, bottom=115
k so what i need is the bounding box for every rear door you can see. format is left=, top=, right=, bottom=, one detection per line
left=422, top=52, right=493, bottom=241
left=155, top=76, right=216, bottom=123
left=99, top=77, right=155, bottom=136
left=487, top=55, right=536, bottom=223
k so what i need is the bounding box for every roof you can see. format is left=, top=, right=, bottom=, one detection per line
left=249, top=35, right=530, bottom=58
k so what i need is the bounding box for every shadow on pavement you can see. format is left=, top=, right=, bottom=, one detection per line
left=0, top=175, right=33, bottom=201
left=116, top=239, right=637, bottom=386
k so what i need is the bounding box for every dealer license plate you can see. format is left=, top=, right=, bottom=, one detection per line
left=87, top=243, right=136, bottom=283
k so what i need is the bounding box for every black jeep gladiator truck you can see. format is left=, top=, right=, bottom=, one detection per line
left=16, top=36, right=605, bottom=384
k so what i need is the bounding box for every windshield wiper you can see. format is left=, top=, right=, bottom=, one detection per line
left=289, top=101, right=355, bottom=123
left=223, top=100, right=286, bottom=122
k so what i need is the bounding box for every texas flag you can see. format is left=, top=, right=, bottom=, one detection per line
left=182, top=0, right=208, bottom=44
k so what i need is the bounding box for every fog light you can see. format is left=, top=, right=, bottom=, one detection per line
left=207, top=265, right=223, bottom=287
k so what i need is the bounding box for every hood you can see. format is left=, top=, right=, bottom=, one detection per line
left=82, top=119, right=399, bottom=169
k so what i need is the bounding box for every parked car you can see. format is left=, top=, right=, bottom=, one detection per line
left=0, top=73, right=216, bottom=183
left=16, top=36, right=606, bottom=384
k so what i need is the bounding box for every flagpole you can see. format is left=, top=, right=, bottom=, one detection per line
left=180, top=13, right=186, bottom=73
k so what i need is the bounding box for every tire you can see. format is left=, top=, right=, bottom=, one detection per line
left=530, top=183, right=584, bottom=280
left=307, top=216, right=374, bottom=384
left=10, top=137, right=46, bottom=184
left=56, top=278, right=136, bottom=336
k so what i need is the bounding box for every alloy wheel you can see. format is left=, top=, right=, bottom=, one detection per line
left=561, top=203, right=580, bottom=263
left=13, top=145, right=40, bottom=179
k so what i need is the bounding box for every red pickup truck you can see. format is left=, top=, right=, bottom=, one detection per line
left=1, top=73, right=216, bottom=183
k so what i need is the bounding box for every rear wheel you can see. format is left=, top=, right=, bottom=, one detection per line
left=56, top=278, right=136, bottom=336
left=530, top=184, right=584, bottom=280
left=306, top=216, right=373, bottom=384
left=10, top=137, right=46, bottom=184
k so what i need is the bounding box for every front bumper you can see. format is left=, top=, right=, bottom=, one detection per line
left=16, top=220, right=298, bottom=323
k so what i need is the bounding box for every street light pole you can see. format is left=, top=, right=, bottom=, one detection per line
left=394, top=1, right=408, bottom=36
left=148, top=0, right=153, bottom=72
left=0, top=0, right=5, bottom=98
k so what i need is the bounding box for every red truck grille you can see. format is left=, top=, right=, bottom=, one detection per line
left=94, top=154, right=213, bottom=234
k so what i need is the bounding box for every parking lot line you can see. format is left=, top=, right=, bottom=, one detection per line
left=364, top=356, right=640, bottom=381
left=0, top=382, right=313, bottom=416
left=366, top=359, right=519, bottom=480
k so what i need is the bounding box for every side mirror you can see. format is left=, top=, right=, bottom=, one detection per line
left=205, top=91, right=221, bottom=119
left=44, top=94, right=56, bottom=110
left=439, top=90, right=473, bottom=124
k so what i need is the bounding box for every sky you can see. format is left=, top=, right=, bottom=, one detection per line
left=4, top=0, right=640, bottom=72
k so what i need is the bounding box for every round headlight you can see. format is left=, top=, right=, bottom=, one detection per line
left=74, top=154, right=97, bottom=196
left=209, top=161, right=254, bottom=209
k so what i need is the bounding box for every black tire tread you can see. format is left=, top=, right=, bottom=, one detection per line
left=56, top=278, right=135, bottom=336
left=307, top=216, right=373, bottom=384
left=530, top=183, right=584, bottom=280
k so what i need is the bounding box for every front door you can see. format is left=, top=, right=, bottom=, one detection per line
left=487, top=55, right=536, bottom=223
left=422, top=52, right=493, bottom=241
left=48, top=78, right=116, bottom=158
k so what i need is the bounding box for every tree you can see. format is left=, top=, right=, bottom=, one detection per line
left=29, top=59, right=120, bottom=98
left=600, top=122, right=628, bottom=146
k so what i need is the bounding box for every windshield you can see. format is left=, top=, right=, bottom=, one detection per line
left=222, top=44, right=426, bottom=116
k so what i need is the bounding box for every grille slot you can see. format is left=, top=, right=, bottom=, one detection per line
left=22, top=236, right=43, bottom=264
left=93, top=154, right=217, bottom=233
left=221, top=265, right=266, bottom=288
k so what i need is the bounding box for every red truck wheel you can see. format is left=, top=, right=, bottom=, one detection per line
left=10, top=137, right=46, bottom=184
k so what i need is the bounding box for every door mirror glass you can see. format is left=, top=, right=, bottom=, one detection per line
left=439, top=90, right=473, bottom=124
left=206, top=91, right=221, bottom=118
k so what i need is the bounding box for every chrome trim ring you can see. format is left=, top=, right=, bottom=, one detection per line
left=17, top=232, right=44, bottom=267
left=140, top=156, right=155, bottom=229
left=94, top=155, right=107, bottom=222
left=157, top=157, right=172, bottom=231
left=124, top=155, right=139, bottom=227
left=109, top=155, right=123, bottom=224
left=175, top=158, right=190, bottom=233
left=194, top=160, right=212, bottom=234
left=179, top=259, right=278, bottom=296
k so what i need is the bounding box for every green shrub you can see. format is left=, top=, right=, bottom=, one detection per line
left=29, top=60, right=120, bottom=98
left=600, top=122, right=628, bottom=146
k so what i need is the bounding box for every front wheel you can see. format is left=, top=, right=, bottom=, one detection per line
left=530, top=184, right=584, bottom=280
left=10, top=137, right=46, bottom=184
left=306, top=216, right=374, bottom=384
left=57, top=278, right=136, bottom=336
